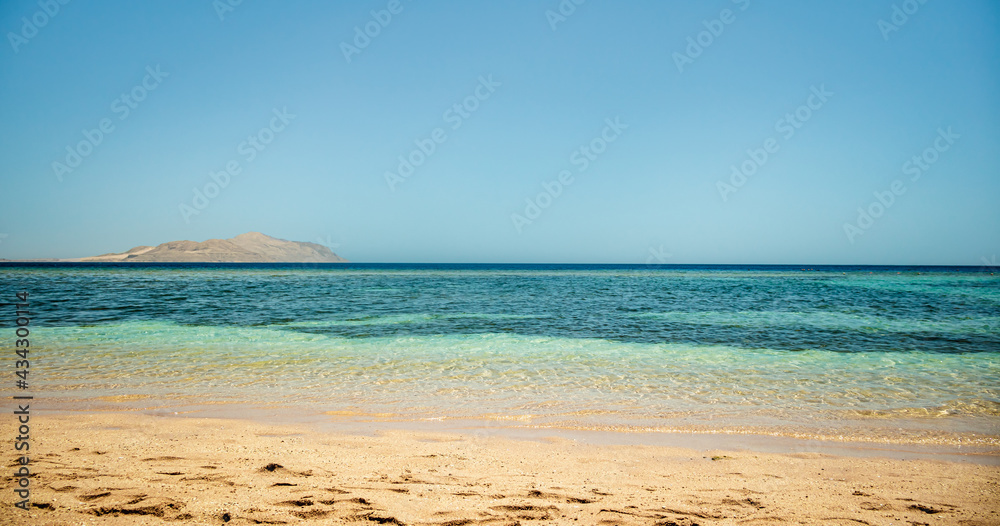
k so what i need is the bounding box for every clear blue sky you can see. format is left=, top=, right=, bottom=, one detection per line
left=1, top=0, right=997, bottom=264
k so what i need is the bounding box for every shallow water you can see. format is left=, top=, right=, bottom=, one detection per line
left=3, top=264, right=998, bottom=446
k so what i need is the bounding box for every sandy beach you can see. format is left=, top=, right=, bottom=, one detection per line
left=5, top=0, right=999, bottom=521
left=3, top=412, right=997, bottom=525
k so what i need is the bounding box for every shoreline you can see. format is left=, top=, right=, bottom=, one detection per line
left=5, top=411, right=998, bottom=525
left=38, top=403, right=1000, bottom=464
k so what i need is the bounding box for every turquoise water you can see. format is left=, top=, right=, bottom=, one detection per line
left=2, top=264, right=998, bottom=445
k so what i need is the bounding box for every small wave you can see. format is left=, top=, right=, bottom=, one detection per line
left=843, top=399, right=1000, bottom=419
left=632, top=310, right=1000, bottom=335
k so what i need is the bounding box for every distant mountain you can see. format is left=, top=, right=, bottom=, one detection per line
left=80, top=232, right=347, bottom=263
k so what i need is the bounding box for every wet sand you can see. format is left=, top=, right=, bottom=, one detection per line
left=3, top=412, right=998, bottom=525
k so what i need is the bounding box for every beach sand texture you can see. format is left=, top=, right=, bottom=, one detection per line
left=3, top=413, right=997, bottom=525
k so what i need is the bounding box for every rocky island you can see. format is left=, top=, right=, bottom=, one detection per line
left=79, top=232, right=346, bottom=263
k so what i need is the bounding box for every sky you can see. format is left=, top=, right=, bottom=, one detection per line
left=0, top=0, right=997, bottom=264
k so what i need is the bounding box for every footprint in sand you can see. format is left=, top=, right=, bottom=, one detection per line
left=49, top=485, right=78, bottom=492
left=490, top=504, right=558, bottom=521
left=526, top=489, right=595, bottom=504
left=276, top=498, right=314, bottom=507
left=77, top=492, right=112, bottom=501
left=87, top=496, right=186, bottom=519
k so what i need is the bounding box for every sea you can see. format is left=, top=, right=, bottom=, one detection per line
left=2, top=263, right=998, bottom=451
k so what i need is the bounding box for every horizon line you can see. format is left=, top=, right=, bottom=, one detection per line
left=0, top=261, right=994, bottom=269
